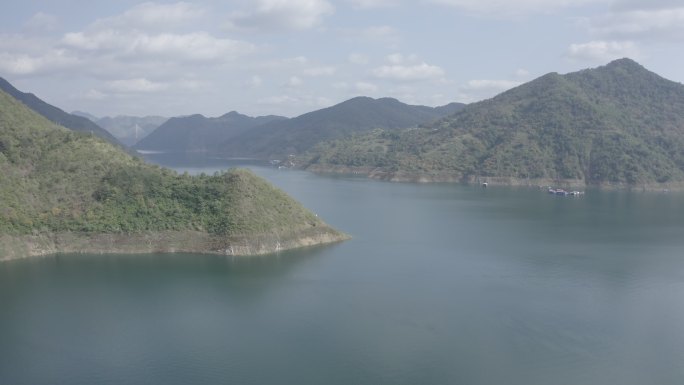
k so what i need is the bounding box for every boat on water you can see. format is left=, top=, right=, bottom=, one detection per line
left=547, top=187, right=584, bottom=197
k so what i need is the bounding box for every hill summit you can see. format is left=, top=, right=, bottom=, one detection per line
left=302, top=58, right=684, bottom=188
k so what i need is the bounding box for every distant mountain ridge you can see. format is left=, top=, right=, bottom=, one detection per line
left=95, top=115, right=168, bottom=146
left=302, top=59, right=684, bottom=188
left=218, top=96, right=466, bottom=158
left=134, top=97, right=463, bottom=157
left=0, top=77, right=122, bottom=147
left=134, top=111, right=286, bottom=152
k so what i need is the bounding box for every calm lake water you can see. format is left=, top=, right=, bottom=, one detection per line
left=2, top=153, right=684, bottom=385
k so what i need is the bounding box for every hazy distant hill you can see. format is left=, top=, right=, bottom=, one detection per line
left=134, top=111, right=286, bottom=152
left=96, top=115, right=167, bottom=146
left=218, top=97, right=466, bottom=159
left=0, top=77, right=122, bottom=147
left=72, top=110, right=99, bottom=121
left=0, top=88, right=345, bottom=259
left=303, top=59, right=684, bottom=188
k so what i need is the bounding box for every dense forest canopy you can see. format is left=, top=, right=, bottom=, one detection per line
left=302, top=59, right=684, bottom=187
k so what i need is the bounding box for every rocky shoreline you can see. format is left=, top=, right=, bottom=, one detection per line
left=0, top=226, right=350, bottom=262
left=303, top=164, right=684, bottom=191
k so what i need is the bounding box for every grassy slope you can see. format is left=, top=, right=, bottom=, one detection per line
left=302, top=59, right=684, bottom=187
left=0, top=90, right=345, bottom=257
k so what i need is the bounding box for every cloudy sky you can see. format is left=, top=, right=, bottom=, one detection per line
left=1, top=0, right=683, bottom=118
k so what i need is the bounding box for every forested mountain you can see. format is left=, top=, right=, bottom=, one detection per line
left=0, top=77, right=122, bottom=147
left=0, top=88, right=345, bottom=259
left=302, top=59, right=684, bottom=188
left=134, top=111, right=286, bottom=152
left=218, top=97, right=466, bottom=159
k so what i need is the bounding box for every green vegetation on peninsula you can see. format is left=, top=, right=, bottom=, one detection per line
left=301, top=59, right=684, bottom=189
left=0, top=89, right=347, bottom=260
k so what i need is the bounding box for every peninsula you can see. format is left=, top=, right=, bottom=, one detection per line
left=0, top=89, right=348, bottom=261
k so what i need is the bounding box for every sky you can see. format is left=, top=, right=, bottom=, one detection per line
left=1, top=0, right=683, bottom=118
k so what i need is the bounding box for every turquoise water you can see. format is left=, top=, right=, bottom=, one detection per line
left=2, top=154, right=684, bottom=385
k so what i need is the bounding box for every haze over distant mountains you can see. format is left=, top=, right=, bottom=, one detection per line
left=73, top=112, right=168, bottom=147
left=133, top=96, right=464, bottom=157
left=0, top=77, right=122, bottom=147
left=217, top=97, right=465, bottom=159
left=303, top=58, right=684, bottom=188
left=134, top=112, right=286, bottom=152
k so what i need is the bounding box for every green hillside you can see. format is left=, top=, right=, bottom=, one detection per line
left=0, top=77, right=123, bottom=147
left=0, top=89, right=346, bottom=259
left=302, top=59, right=684, bottom=188
left=218, top=97, right=465, bottom=159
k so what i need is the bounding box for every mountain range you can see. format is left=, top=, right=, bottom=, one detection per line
left=134, top=111, right=286, bottom=152
left=302, top=58, right=684, bottom=188
left=132, top=96, right=464, bottom=158
left=217, top=97, right=465, bottom=159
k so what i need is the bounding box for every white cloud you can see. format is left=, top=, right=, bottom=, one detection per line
left=62, top=30, right=254, bottom=62
left=386, top=53, right=404, bottom=64
left=348, top=53, right=369, bottom=65
left=430, top=0, right=604, bottom=17
left=92, top=2, right=205, bottom=30
left=83, top=89, right=107, bottom=100
left=385, top=53, right=420, bottom=64
left=588, top=6, right=684, bottom=41
left=514, top=68, right=530, bottom=77
left=348, top=0, right=400, bottom=9
left=611, top=0, right=683, bottom=11
left=106, top=78, right=169, bottom=93
left=10, top=2, right=252, bottom=80
left=463, top=79, right=522, bottom=91
left=340, top=25, right=400, bottom=46
left=0, top=49, right=81, bottom=75
left=227, top=0, right=334, bottom=31
left=247, top=75, right=264, bottom=88
left=567, top=40, right=639, bottom=62
left=355, top=81, right=378, bottom=92
left=373, top=62, right=445, bottom=81
left=303, top=66, right=336, bottom=76
left=332, top=81, right=349, bottom=89
left=258, top=56, right=310, bottom=70
left=257, top=93, right=333, bottom=115
left=360, top=25, right=399, bottom=42
left=284, top=76, right=304, bottom=87
left=24, top=12, right=59, bottom=33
